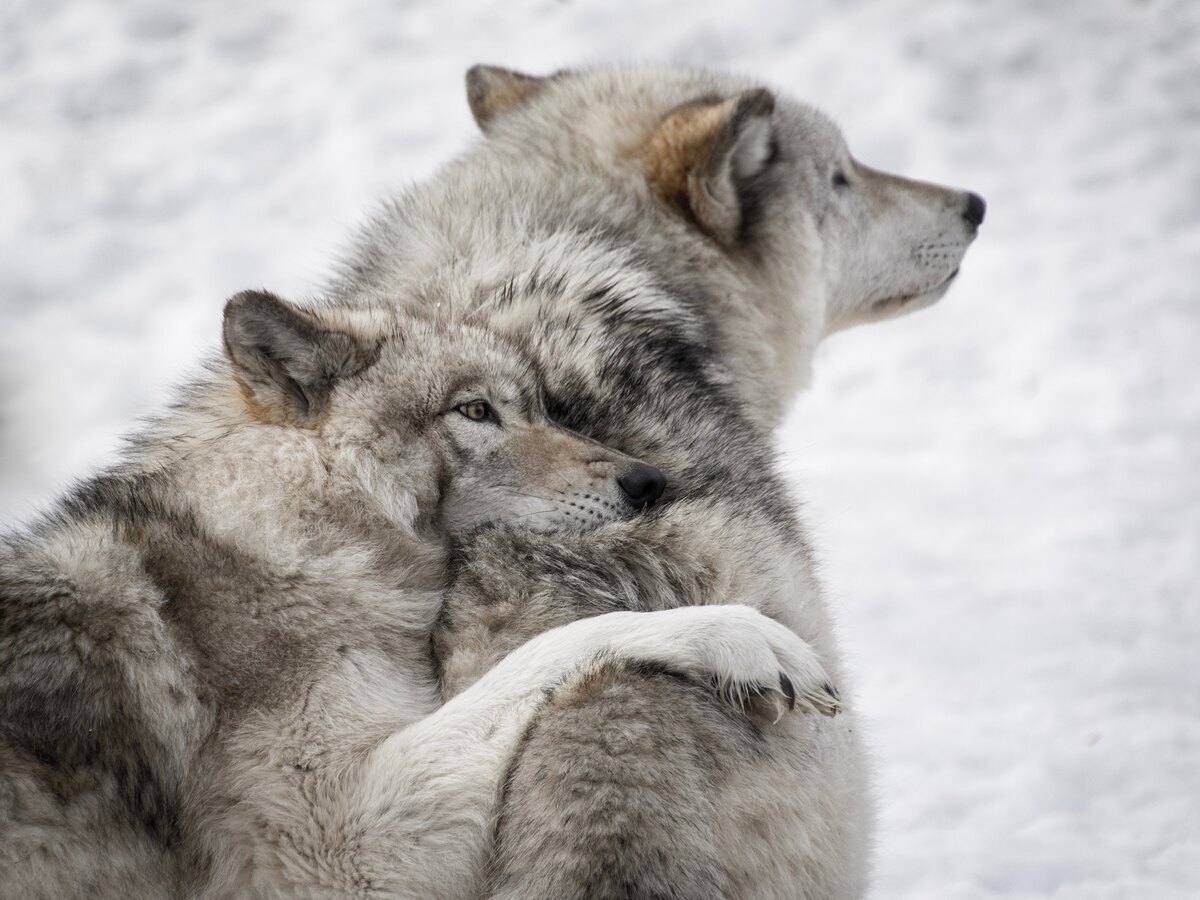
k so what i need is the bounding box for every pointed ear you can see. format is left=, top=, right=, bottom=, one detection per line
left=640, top=88, right=776, bottom=245
left=465, top=64, right=547, bottom=134
left=222, top=290, right=371, bottom=424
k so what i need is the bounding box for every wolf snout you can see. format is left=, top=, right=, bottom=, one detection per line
left=617, top=463, right=667, bottom=510
left=963, top=191, right=987, bottom=228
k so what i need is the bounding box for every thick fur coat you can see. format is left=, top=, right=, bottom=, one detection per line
left=0, top=64, right=983, bottom=898
left=356, top=65, right=984, bottom=898
left=1, top=295, right=833, bottom=899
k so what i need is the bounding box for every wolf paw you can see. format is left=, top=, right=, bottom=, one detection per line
left=613, top=604, right=842, bottom=724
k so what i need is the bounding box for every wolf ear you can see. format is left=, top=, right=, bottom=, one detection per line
left=466, top=64, right=547, bottom=133
left=222, top=290, right=371, bottom=424
left=640, top=88, right=776, bottom=245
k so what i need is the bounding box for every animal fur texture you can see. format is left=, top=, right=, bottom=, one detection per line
left=0, top=63, right=983, bottom=898
left=0, top=291, right=832, bottom=899
left=408, top=64, right=984, bottom=899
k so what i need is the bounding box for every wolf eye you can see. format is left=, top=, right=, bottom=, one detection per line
left=457, top=400, right=498, bottom=424
left=832, top=170, right=850, bottom=188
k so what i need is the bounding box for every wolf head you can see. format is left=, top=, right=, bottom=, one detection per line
left=464, top=64, right=983, bottom=402
left=221, top=290, right=664, bottom=538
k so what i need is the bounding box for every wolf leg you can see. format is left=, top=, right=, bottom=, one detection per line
left=239, top=605, right=832, bottom=898
left=438, top=504, right=858, bottom=899
left=436, top=498, right=836, bottom=701
left=484, top=665, right=748, bottom=900
left=487, top=667, right=866, bottom=900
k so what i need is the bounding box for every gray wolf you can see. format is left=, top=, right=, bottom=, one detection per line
left=365, top=64, right=984, bottom=897
left=0, top=291, right=836, bottom=897
left=0, top=60, right=983, bottom=898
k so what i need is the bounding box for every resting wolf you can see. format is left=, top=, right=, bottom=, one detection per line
left=0, top=293, right=836, bottom=897
left=351, top=65, right=984, bottom=898
left=0, top=63, right=983, bottom=898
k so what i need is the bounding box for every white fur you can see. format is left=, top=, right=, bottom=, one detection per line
left=205, top=606, right=832, bottom=899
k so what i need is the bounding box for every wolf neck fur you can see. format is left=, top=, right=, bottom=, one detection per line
left=337, top=141, right=825, bottom=430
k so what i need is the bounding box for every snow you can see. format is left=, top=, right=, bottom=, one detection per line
left=2, top=0, right=1197, bottom=896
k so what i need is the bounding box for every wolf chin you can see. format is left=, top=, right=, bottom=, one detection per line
left=0, top=64, right=983, bottom=898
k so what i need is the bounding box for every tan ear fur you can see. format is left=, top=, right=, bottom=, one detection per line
left=465, top=65, right=546, bottom=133
left=639, top=88, right=776, bottom=245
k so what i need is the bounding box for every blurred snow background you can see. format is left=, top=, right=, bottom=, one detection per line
left=1, top=0, right=1197, bottom=896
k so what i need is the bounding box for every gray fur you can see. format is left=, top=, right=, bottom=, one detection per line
left=400, top=64, right=983, bottom=898
left=2, top=296, right=829, bottom=897
left=0, top=62, right=982, bottom=898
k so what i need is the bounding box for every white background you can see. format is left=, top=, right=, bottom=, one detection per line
left=1, top=1, right=1197, bottom=896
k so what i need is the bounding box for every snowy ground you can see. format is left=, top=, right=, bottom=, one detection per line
left=2, top=1, right=1197, bottom=896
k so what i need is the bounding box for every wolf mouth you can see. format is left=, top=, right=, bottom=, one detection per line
left=871, top=269, right=960, bottom=312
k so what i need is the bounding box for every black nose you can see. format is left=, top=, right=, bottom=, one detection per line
left=963, top=192, right=987, bottom=228
left=618, top=463, right=667, bottom=509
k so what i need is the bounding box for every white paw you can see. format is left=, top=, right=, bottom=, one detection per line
left=611, top=605, right=841, bottom=722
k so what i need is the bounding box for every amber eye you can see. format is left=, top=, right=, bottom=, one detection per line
left=457, top=400, right=497, bottom=424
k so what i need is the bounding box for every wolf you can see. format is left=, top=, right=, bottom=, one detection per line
left=337, top=64, right=985, bottom=898
left=0, top=291, right=838, bottom=898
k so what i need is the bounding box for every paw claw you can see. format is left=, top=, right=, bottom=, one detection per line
left=631, top=605, right=843, bottom=725
left=780, top=672, right=797, bottom=710
left=806, top=684, right=843, bottom=718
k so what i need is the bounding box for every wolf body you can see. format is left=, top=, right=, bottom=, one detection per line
left=0, top=294, right=833, bottom=898
left=345, top=65, right=985, bottom=898
left=0, top=63, right=983, bottom=899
